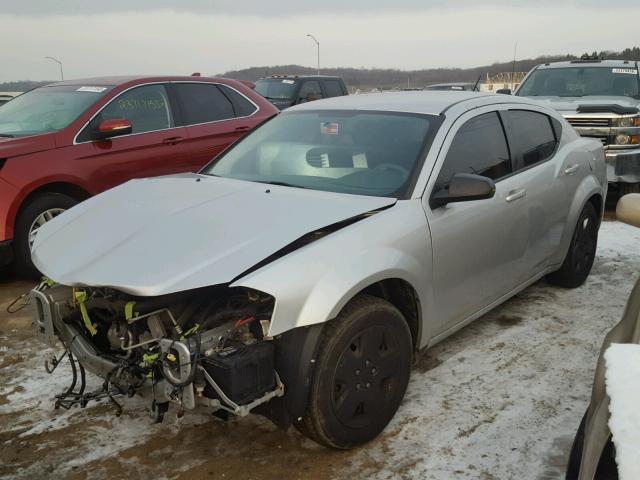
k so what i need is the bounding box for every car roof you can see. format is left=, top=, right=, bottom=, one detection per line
left=536, top=59, right=638, bottom=70
left=43, top=75, right=237, bottom=87
left=287, top=91, right=533, bottom=115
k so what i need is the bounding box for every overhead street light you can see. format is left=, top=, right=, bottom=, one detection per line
left=44, top=56, right=64, bottom=81
left=306, top=34, right=320, bottom=75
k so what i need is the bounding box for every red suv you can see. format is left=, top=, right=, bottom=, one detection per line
left=0, top=76, right=278, bottom=275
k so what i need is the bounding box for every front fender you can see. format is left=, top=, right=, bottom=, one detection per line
left=232, top=200, right=432, bottom=340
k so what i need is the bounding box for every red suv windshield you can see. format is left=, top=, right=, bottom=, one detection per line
left=0, top=85, right=112, bottom=137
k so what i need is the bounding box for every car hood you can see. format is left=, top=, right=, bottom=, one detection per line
left=529, top=96, right=640, bottom=114
left=32, top=173, right=396, bottom=296
left=0, top=133, right=56, bottom=158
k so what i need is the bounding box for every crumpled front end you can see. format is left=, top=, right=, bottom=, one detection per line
left=31, top=282, right=284, bottom=420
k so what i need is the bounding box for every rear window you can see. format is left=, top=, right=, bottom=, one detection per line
left=218, top=85, right=257, bottom=117
left=507, top=110, right=557, bottom=168
left=175, top=83, right=235, bottom=125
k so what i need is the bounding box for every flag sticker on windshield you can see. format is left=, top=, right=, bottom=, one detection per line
left=320, top=122, right=340, bottom=135
left=76, top=86, right=108, bottom=93
left=612, top=69, right=638, bottom=75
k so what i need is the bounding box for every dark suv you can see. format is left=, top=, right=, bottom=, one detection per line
left=254, top=75, right=347, bottom=110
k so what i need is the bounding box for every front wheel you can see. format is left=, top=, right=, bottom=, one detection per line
left=547, top=202, right=598, bottom=288
left=14, top=193, right=78, bottom=278
left=297, top=294, right=413, bottom=449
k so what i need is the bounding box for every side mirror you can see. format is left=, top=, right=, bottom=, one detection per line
left=93, top=118, right=132, bottom=141
left=430, top=173, right=496, bottom=209
left=496, top=88, right=512, bottom=95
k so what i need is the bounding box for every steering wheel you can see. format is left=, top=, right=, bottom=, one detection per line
left=374, top=163, right=409, bottom=177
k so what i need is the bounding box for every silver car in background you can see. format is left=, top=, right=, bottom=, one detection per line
left=30, top=92, right=606, bottom=449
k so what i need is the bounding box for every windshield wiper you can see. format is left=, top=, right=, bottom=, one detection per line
left=259, top=180, right=308, bottom=189
left=0, top=133, right=14, bottom=138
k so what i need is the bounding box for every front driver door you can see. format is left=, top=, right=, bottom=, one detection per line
left=73, top=83, right=190, bottom=192
left=425, top=108, right=531, bottom=336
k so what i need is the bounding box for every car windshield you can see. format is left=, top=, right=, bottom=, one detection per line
left=0, top=85, right=112, bottom=137
left=202, top=110, right=438, bottom=198
left=517, top=66, right=640, bottom=99
left=255, top=79, right=297, bottom=100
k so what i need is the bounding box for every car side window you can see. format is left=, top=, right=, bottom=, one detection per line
left=506, top=110, right=558, bottom=168
left=218, top=85, right=257, bottom=117
left=434, top=111, right=512, bottom=192
left=298, top=81, right=324, bottom=103
left=324, top=80, right=344, bottom=97
left=175, top=83, right=235, bottom=125
left=78, top=84, right=174, bottom=141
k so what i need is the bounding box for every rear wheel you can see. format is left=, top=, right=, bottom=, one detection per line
left=297, top=294, right=413, bottom=449
left=14, top=193, right=78, bottom=278
left=548, top=202, right=598, bottom=288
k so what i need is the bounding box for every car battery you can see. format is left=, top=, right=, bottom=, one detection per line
left=202, top=341, right=276, bottom=405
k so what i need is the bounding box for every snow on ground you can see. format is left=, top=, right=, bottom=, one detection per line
left=1, top=220, right=640, bottom=480
left=605, top=343, right=640, bottom=480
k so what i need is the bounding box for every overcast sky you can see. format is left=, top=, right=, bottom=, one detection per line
left=2, top=1, right=640, bottom=82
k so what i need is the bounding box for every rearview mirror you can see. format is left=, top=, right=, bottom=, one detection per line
left=430, top=173, right=496, bottom=209
left=496, top=88, right=512, bottom=95
left=93, top=118, right=132, bottom=141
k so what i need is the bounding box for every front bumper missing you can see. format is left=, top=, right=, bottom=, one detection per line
left=30, top=287, right=284, bottom=417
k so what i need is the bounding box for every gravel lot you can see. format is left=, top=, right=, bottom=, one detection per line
left=1, top=219, right=639, bottom=480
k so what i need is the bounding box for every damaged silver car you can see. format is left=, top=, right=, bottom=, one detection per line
left=30, top=92, right=607, bottom=448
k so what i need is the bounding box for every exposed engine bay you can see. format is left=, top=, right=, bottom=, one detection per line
left=31, top=282, right=284, bottom=422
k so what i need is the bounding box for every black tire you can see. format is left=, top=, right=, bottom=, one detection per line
left=14, top=193, right=78, bottom=278
left=619, top=182, right=640, bottom=196
left=297, top=294, right=413, bottom=449
left=566, top=410, right=587, bottom=480
left=547, top=202, right=598, bottom=288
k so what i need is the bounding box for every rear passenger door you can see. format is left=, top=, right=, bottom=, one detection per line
left=74, top=83, right=191, bottom=191
left=173, top=82, right=258, bottom=168
left=501, top=109, right=569, bottom=275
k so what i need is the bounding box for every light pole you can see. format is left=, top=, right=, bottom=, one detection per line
left=44, top=56, right=64, bottom=81
left=306, top=34, right=320, bottom=75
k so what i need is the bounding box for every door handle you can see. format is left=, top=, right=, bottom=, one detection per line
left=235, top=126, right=251, bottom=132
left=505, top=188, right=527, bottom=203
left=564, top=164, right=580, bottom=175
left=162, top=136, right=183, bottom=145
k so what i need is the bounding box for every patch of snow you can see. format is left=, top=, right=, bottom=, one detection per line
left=605, top=343, right=640, bottom=480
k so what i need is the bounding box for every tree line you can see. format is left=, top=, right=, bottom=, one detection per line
left=3, top=47, right=640, bottom=92
left=219, top=47, right=640, bottom=90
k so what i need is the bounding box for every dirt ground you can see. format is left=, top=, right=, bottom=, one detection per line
left=1, top=219, right=639, bottom=480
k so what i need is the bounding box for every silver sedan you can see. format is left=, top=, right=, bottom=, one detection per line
left=30, top=91, right=607, bottom=449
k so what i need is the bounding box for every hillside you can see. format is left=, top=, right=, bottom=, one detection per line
left=219, top=47, right=640, bottom=90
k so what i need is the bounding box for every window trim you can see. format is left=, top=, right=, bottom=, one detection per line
left=502, top=108, right=561, bottom=174
left=429, top=110, right=514, bottom=208
left=73, top=81, right=260, bottom=145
